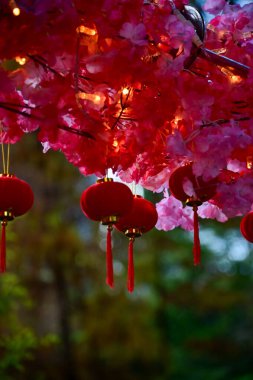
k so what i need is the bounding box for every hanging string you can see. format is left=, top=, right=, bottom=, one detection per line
left=0, top=124, right=10, bottom=175
left=0, top=221, right=6, bottom=273
left=193, top=204, right=201, bottom=266
left=106, top=225, right=114, bottom=288
left=1, top=141, right=6, bottom=174
left=6, top=143, right=10, bottom=174
left=127, top=238, right=135, bottom=293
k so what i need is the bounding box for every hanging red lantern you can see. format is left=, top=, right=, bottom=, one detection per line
left=80, top=178, right=133, bottom=288
left=169, top=163, right=217, bottom=266
left=240, top=212, right=253, bottom=243
left=0, top=174, right=34, bottom=272
left=115, top=195, right=158, bottom=292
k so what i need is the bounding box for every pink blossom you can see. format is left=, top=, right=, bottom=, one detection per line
left=198, top=202, right=228, bottom=222
left=214, top=175, right=253, bottom=218
left=203, top=0, right=226, bottom=15
left=119, top=23, right=147, bottom=46
left=156, top=195, right=184, bottom=231
left=139, top=167, right=171, bottom=192
left=192, top=124, right=252, bottom=180
left=156, top=195, right=194, bottom=231
left=167, top=131, right=191, bottom=158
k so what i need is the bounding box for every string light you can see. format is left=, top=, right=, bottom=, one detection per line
left=9, top=1, right=20, bottom=16
left=78, top=92, right=101, bottom=104
left=221, top=68, right=243, bottom=84
left=247, top=156, right=253, bottom=170
left=122, top=88, right=130, bottom=96
left=76, top=25, right=97, bottom=36
left=230, top=75, right=242, bottom=84
left=12, top=7, right=20, bottom=16
left=15, top=56, right=27, bottom=65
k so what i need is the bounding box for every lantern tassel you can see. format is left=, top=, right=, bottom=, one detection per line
left=193, top=205, right=201, bottom=266
left=106, top=225, right=114, bottom=288
left=127, top=238, right=134, bottom=293
left=0, top=221, right=6, bottom=273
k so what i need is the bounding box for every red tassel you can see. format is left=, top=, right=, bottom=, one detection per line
left=106, top=225, right=114, bottom=288
left=127, top=238, right=134, bottom=293
left=0, top=222, right=6, bottom=273
left=193, top=205, right=201, bottom=266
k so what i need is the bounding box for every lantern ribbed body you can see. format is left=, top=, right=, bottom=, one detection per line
left=240, top=212, right=253, bottom=243
left=0, top=175, right=34, bottom=217
left=115, top=196, right=158, bottom=234
left=169, top=164, right=217, bottom=203
left=80, top=179, right=133, bottom=222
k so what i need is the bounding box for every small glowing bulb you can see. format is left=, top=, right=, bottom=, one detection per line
left=78, top=92, right=101, bottom=104
left=77, top=25, right=97, bottom=36
left=230, top=75, right=242, bottom=84
left=15, top=56, right=26, bottom=65
left=112, top=140, right=119, bottom=148
left=247, top=156, right=253, bottom=170
left=12, top=7, right=20, bottom=16
left=122, top=88, right=129, bottom=96
left=93, top=94, right=101, bottom=104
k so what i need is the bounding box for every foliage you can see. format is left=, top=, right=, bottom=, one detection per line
left=0, top=273, right=37, bottom=378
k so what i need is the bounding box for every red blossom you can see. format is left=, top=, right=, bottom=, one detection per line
left=0, top=0, right=252, bottom=229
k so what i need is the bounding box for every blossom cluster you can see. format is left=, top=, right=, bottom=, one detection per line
left=0, top=0, right=252, bottom=230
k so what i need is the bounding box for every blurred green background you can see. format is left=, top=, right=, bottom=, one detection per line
left=0, top=132, right=253, bottom=380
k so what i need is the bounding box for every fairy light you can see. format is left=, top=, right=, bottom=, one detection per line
left=247, top=156, right=253, bottom=170
left=221, top=68, right=243, bottom=84
left=122, top=87, right=130, bottom=96
left=230, top=75, right=242, bottom=84
left=76, top=25, right=97, bottom=36
left=171, top=115, right=181, bottom=130
left=9, top=0, right=21, bottom=16
left=112, top=140, right=119, bottom=148
left=12, top=7, right=20, bottom=16
left=78, top=92, right=101, bottom=104
left=15, top=56, right=27, bottom=65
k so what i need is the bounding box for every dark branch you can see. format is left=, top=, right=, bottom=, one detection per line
left=27, top=54, right=64, bottom=78
left=0, top=103, right=42, bottom=119
left=57, top=125, right=95, bottom=140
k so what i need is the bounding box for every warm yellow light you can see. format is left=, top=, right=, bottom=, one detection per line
left=15, top=56, right=26, bottom=65
left=247, top=156, right=253, bottom=170
left=230, top=75, right=242, bottom=84
left=122, top=88, right=130, bottom=96
left=78, top=92, right=101, bottom=104
left=77, top=25, right=97, bottom=36
left=221, top=67, right=243, bottom=84
left=112, top=140, right=119, bottom=148
left=12, top=7, right=20, bottom=16
left=93, top=95, right=101, bottom=104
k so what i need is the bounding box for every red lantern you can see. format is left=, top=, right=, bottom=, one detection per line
left=0, top=174, right=34, bottom=272
left=115, top=195, right=158, bottom=292
left=169, top=163, right=217, bottom=266
left=80, top=178, right=133, bottom=288
left=240, top=212, right=253, bottom=243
